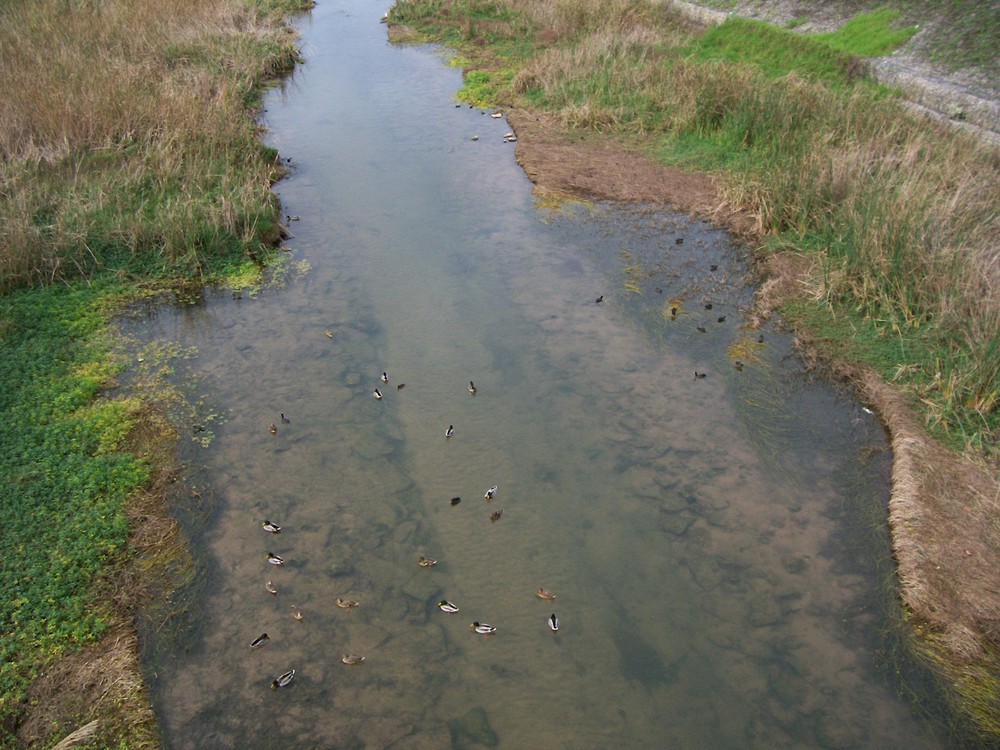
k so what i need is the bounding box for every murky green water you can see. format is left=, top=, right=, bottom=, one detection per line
left=137, top=2, right=950, bottom=748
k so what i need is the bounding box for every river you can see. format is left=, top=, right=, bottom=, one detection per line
left=137, top=1, right=949, bottom=747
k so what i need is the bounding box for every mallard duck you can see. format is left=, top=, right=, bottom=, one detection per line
left=291, top=605, right=303, bottom=621
left=471, top=622, right=496, bottom=635
left=536, top=587, right=556, bottom=601
left=266, top=552, right=284, bottom=565
left=325, top=329, right=334, bottom=339
left=548, top=614, right=560, bottom=632
left=271, top=669, right=295, bottom=689
left=417, top=555, right=437, bottom=567
left=265, top=580, right=277, bottom=595
left=336, top=598, right=359, bottom=609
left=341, top=654, right=365, bottom=665
left=250, top=633, right=270, bottom=649
left=445, top=425, right=454, bottom=438
left=261, top=520, right=281, bottom=534
left=268, top=422, right=277, bottom=435
left=490, top=509, right=503, bottom=522
left=438, top=600, right=460, bottom=613
left=381, top=371, right=389, bottom=383
left=373, top=388, right=383, bottom=400
left=484, top=485, right=498, bottom=500
left=468, top=381, right=477, bottom=395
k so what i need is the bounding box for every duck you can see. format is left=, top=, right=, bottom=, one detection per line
left=271, top=669, right=295, bottom=689
left=445, top=425, right=454, bottom=438
left=490, top=509, right=503, bottom=523
left=336, top=598, right=360, bottom=609
left=291, top=605, right=303, bottom=621
left=341, top=654, right=366, bottom=665
left=595, top=295, right=604, bottom=304
left=373, top=388, right=383, bottom=400
left=325, top=329, right=334, bottom=339
left=734, top=360, right=744, bottom=372
left=468, top=381, right=477, bottom=395
left=265, top=580, right=278, bottom=595
left=696, top=326, right=707, bottom=333
left=438, top=600, right=460, bottom=613
left=266, top=552, right=284, bottom=565
left=536, top=587, right=556, bottom=601
left=694, top=371, right=707, bottom=379
left=268, top=422, right=277, bottom=435
left=484, top=485, right=498, bottom=500
left=381, top=371, right=388, bottom=383
left=261, top=520, right=281, bottom=534
left=548, top=614, right=560, bottom=632
left=397, top=383, right=406, bottom=390
left=472, top=622, right=496, bottom=635
left=250, top=633, right=270, bottom=649
left=451, top=497, right=461, bottom=506
left=280, top=413, right=291, bottom=424
left=417, top=555, right=438, bottom=568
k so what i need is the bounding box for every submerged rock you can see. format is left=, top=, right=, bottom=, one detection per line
left=448, top=706, right=498, bottom=748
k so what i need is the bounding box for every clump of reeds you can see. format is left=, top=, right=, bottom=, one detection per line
left=0, top=0, right=302, bottom=291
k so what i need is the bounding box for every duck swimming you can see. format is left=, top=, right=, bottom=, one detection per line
left=490, top=509, right=503, bottom=522
left=472, top=622, right=497, bottom=635
left=484, top=486, right=498, bottom=500
left=341, top=654, right=366, bottom=666
left=438, top=600, right=460, bottom=613
left=266, top=552, right=284, bottom=565
left=280, top=413, right=291, bottom=424
left=265, top=580, right=278, bottom=595
left=468, top=381, right=477, bottom=395
left=336, top=598, right=360, bottom=609
left=381, top=371, right=388, bottom=383
left=250, top=633, right=270, bottom=649
left=271, top=669, right=295, bottom=689
left=417, top=556, right=438, bottom=567
left=325, top=329, right=334, bottom=339
left=291, top=605, right=303, bottom=621
left=445, top=425, right=454, bottom=438
left=268, top=422, right=277, bottom=435
left=373, top=388, right=383, bottom=400
left=261, top=520, right=281, bottom=534
left=536, top=587, right=556, bottom=601
left=548, top=614, right=560, bottom=632
left=451, top=497, right=461, bottom=506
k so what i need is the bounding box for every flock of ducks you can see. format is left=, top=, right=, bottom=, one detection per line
left=256, top=363, right=560, bottom=691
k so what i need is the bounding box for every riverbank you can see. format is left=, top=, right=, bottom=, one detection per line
left=0, top=1, right=309, bottom=746
left=386, top=0, right=999, bottom=740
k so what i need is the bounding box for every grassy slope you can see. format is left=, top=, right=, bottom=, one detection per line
left=0, top=0, right=308, bottom=746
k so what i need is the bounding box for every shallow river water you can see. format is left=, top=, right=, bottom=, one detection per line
left=138, top=1, right=951, bottom=748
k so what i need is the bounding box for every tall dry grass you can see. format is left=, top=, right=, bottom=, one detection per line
left=0, top=0, right=300, bottom=290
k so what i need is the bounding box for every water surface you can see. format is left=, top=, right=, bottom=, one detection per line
left=138, top=2, right=948, bottom=748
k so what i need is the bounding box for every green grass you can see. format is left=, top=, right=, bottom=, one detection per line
left=811, top=7, right=918, bottom=56
left=0, top=282, right=146, bottom=743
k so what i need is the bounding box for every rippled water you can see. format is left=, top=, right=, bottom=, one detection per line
left=137, top=2, right=950, bottom=748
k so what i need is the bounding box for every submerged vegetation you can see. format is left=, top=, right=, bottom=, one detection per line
left=0, top=0, right=307, bottom=745
left=387, top=0, right=999, bottom=739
